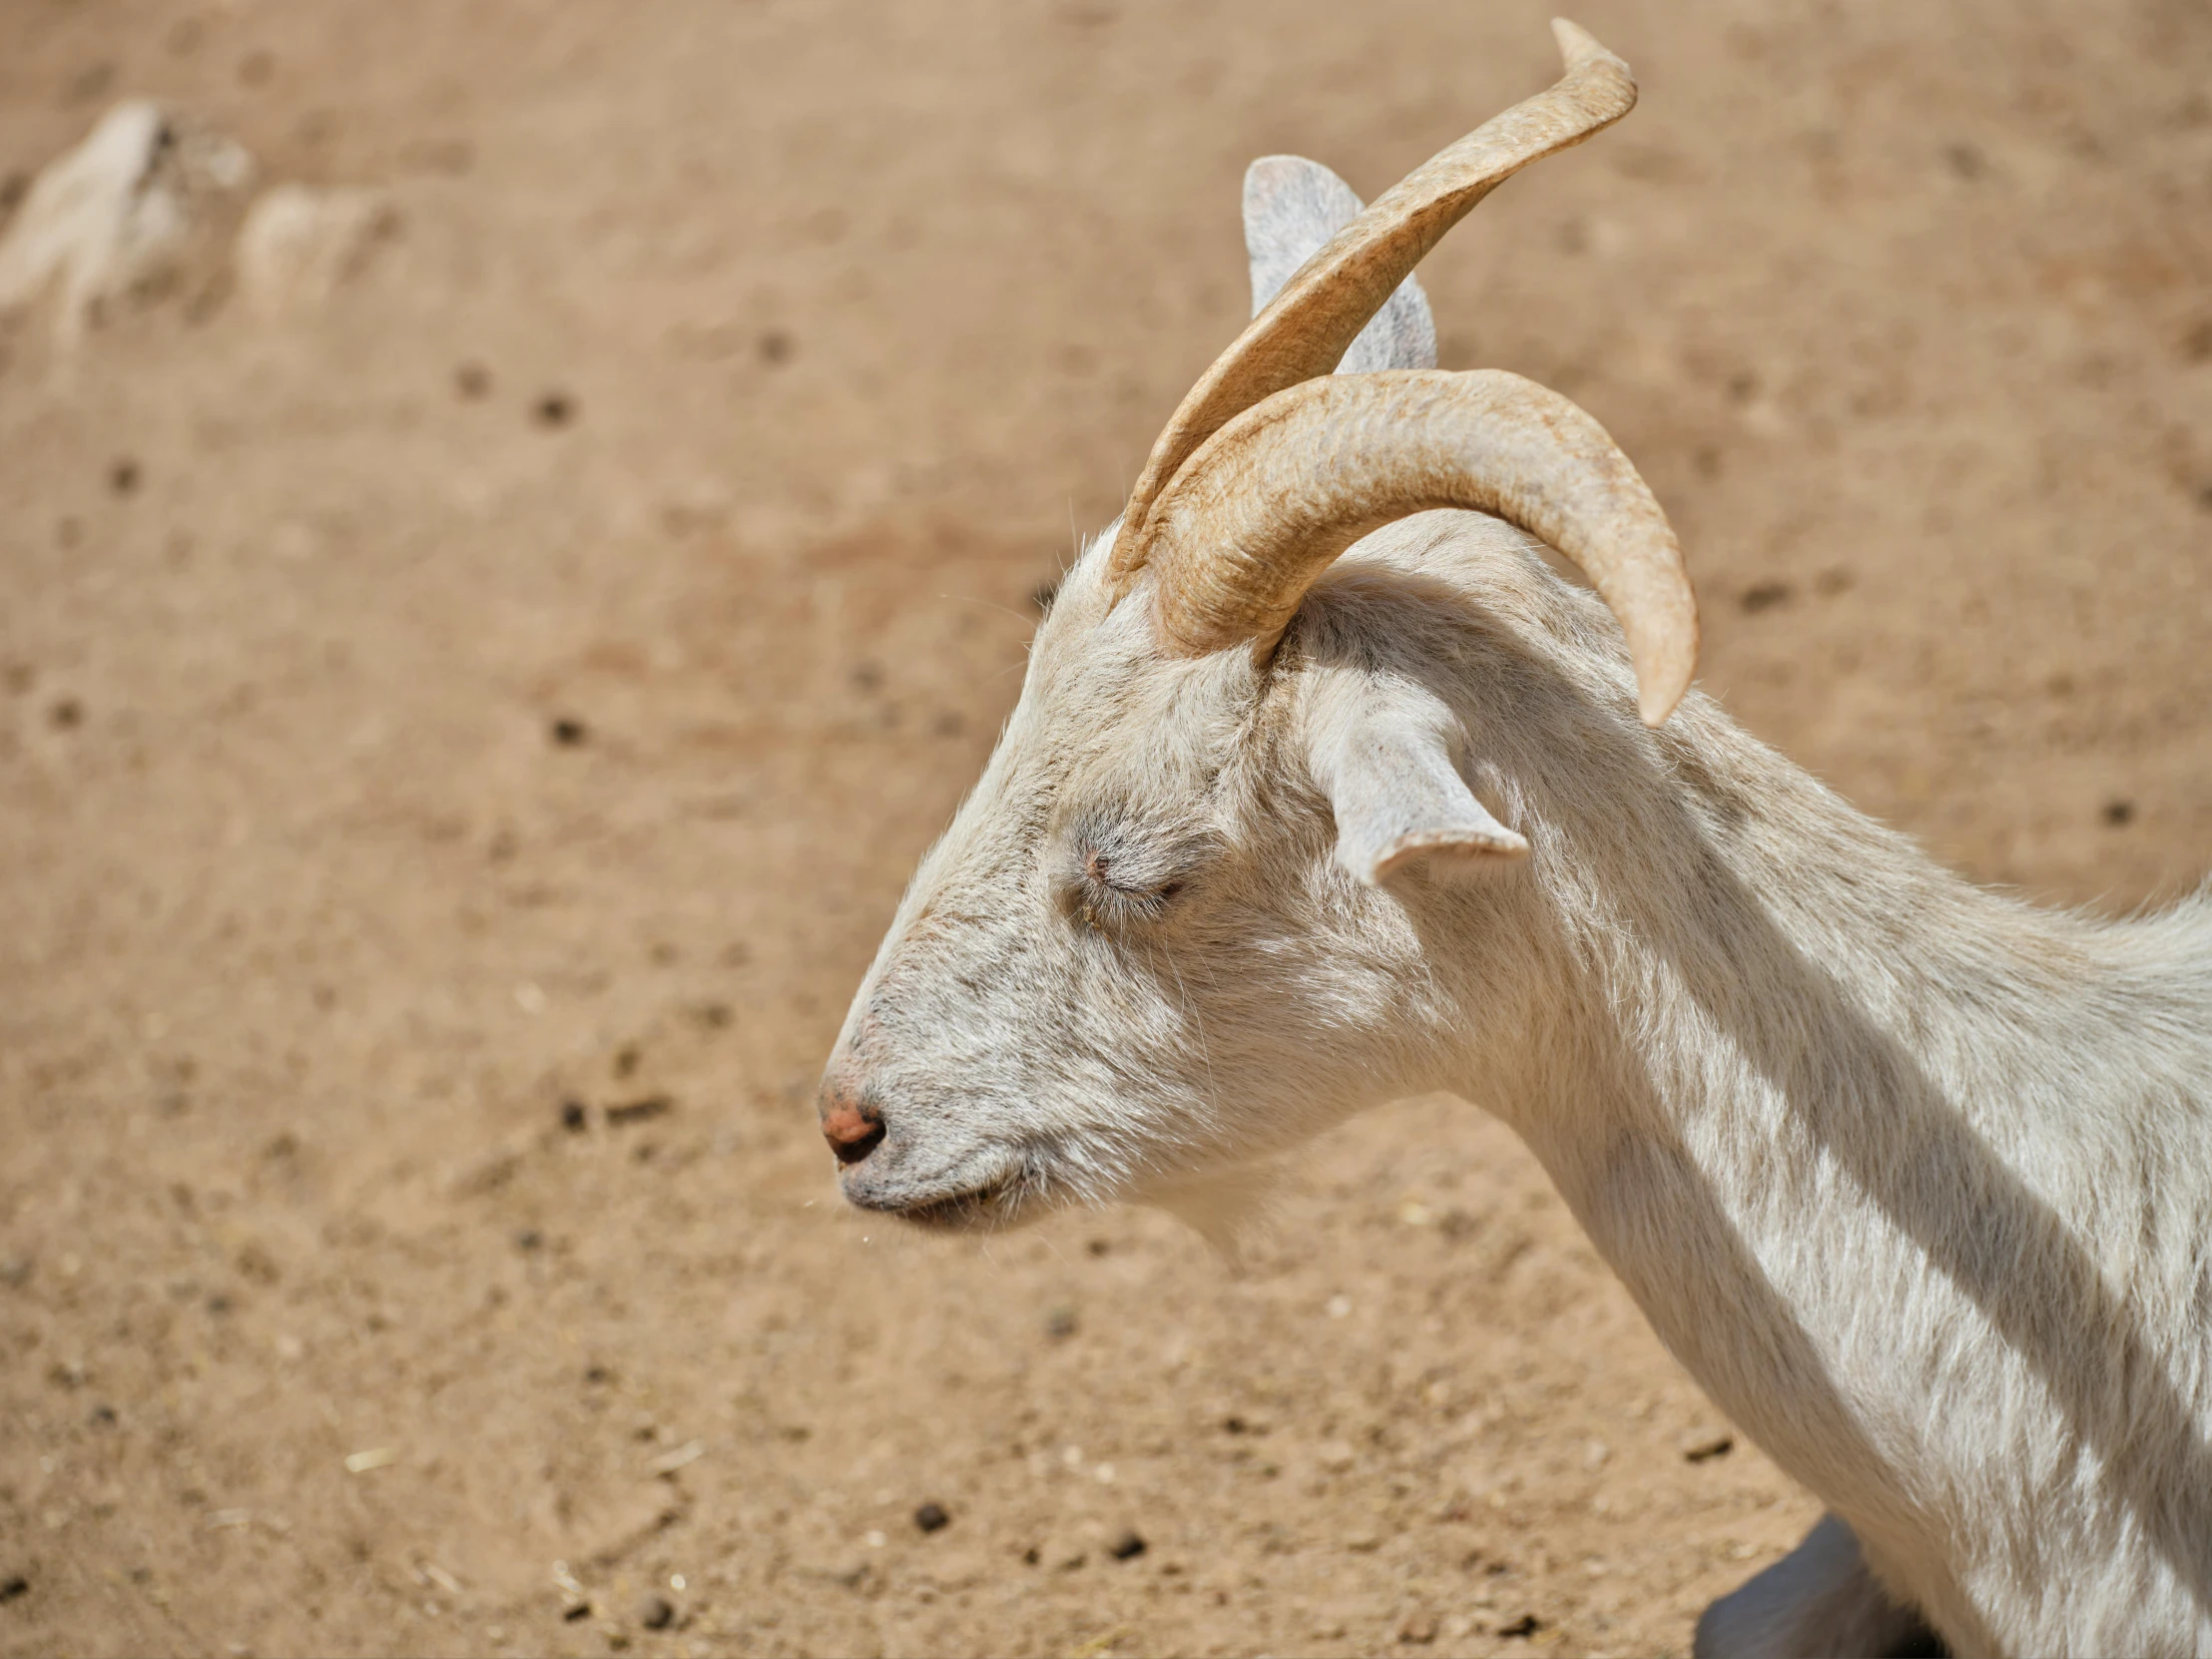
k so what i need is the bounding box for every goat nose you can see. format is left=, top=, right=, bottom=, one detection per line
left=820, top=1089, right=886, bottom=1166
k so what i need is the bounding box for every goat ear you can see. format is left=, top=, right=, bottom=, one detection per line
left=1242, top=155, right=1438, bottom=372
left=1310, top=683, right=1526, bottom=885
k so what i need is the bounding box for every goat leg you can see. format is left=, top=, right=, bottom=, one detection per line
left=1694, top=1512, right=1946, bottom=1659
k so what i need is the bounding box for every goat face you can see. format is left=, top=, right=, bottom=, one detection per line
left=819, top=543, right=1330, bottom=1231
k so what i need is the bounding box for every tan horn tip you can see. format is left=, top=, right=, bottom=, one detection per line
left=1632, top=617, right=1700, bottom=728
left=1549, top=17, right=1617, bottom=71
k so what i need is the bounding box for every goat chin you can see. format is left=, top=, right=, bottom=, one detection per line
left=1142, top=1164, right=1288, bottom=1268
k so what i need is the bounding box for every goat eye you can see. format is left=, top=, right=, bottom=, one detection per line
left=1057, top=811, right=1212, bottom=930
left=1062, top=845, right=1188, bottom=929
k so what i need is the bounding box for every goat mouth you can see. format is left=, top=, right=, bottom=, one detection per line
left=842, top=1166, right=1027, bottom=1232
left=893, top=1177, right=1019, bottom=1231
left=841, top=1144, right=1050, bottom=1232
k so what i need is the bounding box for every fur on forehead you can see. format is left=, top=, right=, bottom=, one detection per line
left=1016, top=529, right=1269, bottom=788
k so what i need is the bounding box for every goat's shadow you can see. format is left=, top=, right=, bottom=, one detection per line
left=1319, top=563, right=2212, bottom=1646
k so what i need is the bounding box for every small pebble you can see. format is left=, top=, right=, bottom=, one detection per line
left=1684, top=1433, right=1735, bottom=1463
left=913, top=1501, right=949, bottom=1534
left=1739, top=580, right=1792, bottom=614
left=1107, top=1529, right=1146, bottom=1561
left=560, top=1100, right=589, bottom=1132
left=1398, top=1613, right=1439, bottom=1644
left=1498, top=1613, right=1543, bottom=1639
left=2102, top=799, right=2136, bottom=828
left=0, top=1576, right=26, bottom=1602
left=562, top=1602, right=590, bottom=1622
left=550, top=717, right=588, bottom=747
left=637, top=1594, right=675, bottom=1630
left=534, top=391, right=574, bottom=427
left=605, top=1096, right=671, bottom=1127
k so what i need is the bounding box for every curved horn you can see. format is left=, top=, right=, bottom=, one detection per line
left=1142, top=369, right=1699, bottom=726
left=1105, top=19, right=1636, bottom=590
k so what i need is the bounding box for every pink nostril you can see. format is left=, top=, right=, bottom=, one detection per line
left=822, top=1103, right=885, bottom=1166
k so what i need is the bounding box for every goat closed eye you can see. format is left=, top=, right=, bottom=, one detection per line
left=1070, top=865, right=1184, bottom=929
left=1057, top=821, right=1203, bottom=930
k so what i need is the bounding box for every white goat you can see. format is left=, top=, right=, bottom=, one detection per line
left=819, top=23, right=2212, bottom=1657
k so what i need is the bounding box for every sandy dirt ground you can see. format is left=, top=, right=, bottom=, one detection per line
left=1, top=2, right=2208, bottom=1655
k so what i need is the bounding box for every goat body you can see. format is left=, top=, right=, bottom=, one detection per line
left=1353, top=518, right=2212, bottom=1657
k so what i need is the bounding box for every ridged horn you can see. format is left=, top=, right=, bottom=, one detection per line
left=1142, top=369, right=1700, bottom=726
left=1105, top=19, right=1636, bottom=590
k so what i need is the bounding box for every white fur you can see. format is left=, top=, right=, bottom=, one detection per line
left=821, top=153, right=2212, bottom=1659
